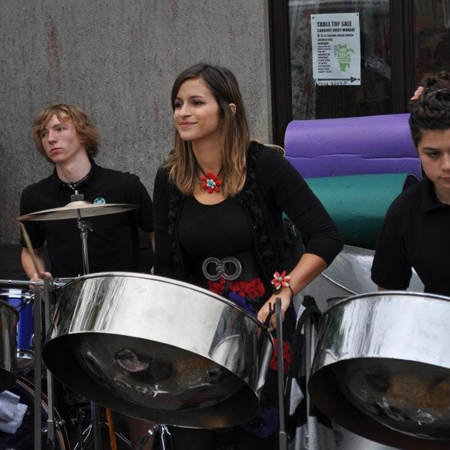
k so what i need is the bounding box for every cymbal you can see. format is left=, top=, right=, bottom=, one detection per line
left=18, top=200, right=138, bottom=222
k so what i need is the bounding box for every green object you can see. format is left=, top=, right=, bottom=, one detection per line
left=305, top=173, right=419, bottom=249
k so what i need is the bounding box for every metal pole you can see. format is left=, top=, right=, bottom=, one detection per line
left=77, top=212, right=90, bottom=276
left=34, top=287, right=42, bottom=450
left=91, top=402, right=103, bottom=450
left=77, top=407, right=85, bottom=450
left=276, top=298, right=288, bottom=450
left=43, top=278, right=56, bottom=450
left=0, top=279, right=68, bottom=288
left=303, top=317, right=312, bottom=450
left=73, top=201, right=102, bottom=450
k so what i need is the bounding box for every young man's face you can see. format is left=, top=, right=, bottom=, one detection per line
left=418, top=128, right=450, bottom=201
left=40, top=114, right=87, bottom=165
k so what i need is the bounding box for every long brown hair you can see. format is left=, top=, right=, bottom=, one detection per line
left=32, top=104, right=100, bottom=160
left=409, top=71, right=450, bottom=146
left=165, top=63, right=250, bottom=196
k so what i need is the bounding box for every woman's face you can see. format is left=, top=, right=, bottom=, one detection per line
left=173, top=77, right=222, bottom=148
left=418, top=128, right=450, bottom=200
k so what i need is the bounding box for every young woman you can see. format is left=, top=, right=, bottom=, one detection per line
left=153, top=63, right=343, bottom=449
left=372, top=71, right=450, bottom=296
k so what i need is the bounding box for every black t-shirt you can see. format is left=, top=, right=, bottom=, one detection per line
left=20, top=161, right=153, bottom=277
left=371, top=176, right=450, bottom=296
left=178, top=196, right=253, bottom=257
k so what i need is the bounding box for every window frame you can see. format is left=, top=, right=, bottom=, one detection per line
left=269, top=0, right=416, bottom=146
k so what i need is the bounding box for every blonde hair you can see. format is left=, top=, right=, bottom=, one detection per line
left=165, top=63, right=250, bottom=197
left=32, top=104, right=100, bottom=160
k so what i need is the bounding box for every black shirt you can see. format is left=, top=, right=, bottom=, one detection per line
left=20, top=161, right=153, bottom=277
left=371, top=176, right=450, bottom=296
left=178, top=196, right=253, bottom=257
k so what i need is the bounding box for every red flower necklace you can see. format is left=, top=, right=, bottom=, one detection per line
left=199, top=168, right=223, bottom=194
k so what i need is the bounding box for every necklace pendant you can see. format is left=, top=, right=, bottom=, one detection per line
left=200, top=171, right=223, bottom=194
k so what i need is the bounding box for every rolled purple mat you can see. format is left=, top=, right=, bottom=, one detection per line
left=285, top=114, right=421, bottom=179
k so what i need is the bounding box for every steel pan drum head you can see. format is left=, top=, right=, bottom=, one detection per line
left=335, top=359, right=450, bottom=437
left=309, top=291, right=450, bottom=450
left=0, top=300, right=18, bottom=390
left=43, top=273, right=273, bottom=428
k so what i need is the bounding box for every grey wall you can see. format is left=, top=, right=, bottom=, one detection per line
left=0, top=0, right=272, bottom=255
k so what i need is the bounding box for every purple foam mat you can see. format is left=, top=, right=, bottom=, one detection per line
left=285, top=114, right=421, bottom=179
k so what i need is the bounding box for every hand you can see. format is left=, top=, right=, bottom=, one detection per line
left=257, top=288, right=292, bottom=331
left=29, top=271, right=53, bottom=291
left=411, top=86, right=424, bottom=100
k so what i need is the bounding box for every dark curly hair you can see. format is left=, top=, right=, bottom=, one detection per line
left=409, top=71, right=450, bottom=146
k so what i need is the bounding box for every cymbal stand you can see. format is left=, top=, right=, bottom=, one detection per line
left=69, top=192, right=92, bottom=276
left=76, top=211, right=92, bottom=276
left=71, top=193, right=102, bottom=450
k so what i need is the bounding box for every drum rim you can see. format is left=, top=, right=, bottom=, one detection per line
left=1, top=375, right=70, bottom=450
left=327, top=290, right=450, bottom=310
left=0, top=298, right=20, bottom=316
left=60, top=271, right=273, bottom=335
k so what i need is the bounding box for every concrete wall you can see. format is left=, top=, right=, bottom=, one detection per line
left=0, top=0, right=272, bottom=268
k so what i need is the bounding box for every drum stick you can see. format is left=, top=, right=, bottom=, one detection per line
left=19, top=222, right=42, bottom=277
left=106, top=408, right=118, bottom=450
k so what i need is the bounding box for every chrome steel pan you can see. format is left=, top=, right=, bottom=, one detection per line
left=0, top=300, right=17, bottom=389
left=309, top=291, right=450, bottom=450
left=43, top=273, right=273, bottom=428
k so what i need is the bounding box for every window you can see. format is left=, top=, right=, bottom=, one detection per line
left=290, top=0, right=391, bottom=119
left=269, top=0, right=430, bottom=145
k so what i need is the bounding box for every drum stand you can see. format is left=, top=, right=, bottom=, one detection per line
left=21, top=208, right=101, bottom=449
left=136, top=424, right=171, bottom=450
left=0, top=278, right=56, bottom=450
left=33, top=278, right=59, bottom=450
left=275, top=298, right=288, bottom=450
left=136, top=424, right=160, bottom=450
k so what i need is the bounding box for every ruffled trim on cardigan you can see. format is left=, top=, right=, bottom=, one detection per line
left=236, top=142, right=275, bottom=281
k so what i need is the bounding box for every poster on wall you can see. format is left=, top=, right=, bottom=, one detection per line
left=311, top=13, right=361, bottom=86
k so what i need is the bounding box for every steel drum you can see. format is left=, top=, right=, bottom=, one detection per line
left=0, top=300, right=18, bottom=390
left=42, top=273, right=273, bottom=428
left=309, top=291, right=450, bottom=450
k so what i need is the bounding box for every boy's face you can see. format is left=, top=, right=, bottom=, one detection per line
left=418, top=128, right=450, bottom=202
left=40, top=114, right=86, bottom=165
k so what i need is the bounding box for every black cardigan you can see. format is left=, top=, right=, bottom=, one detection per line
left=153, top=141, right=342, bottom=283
